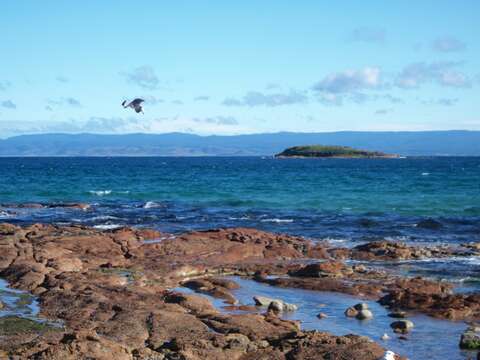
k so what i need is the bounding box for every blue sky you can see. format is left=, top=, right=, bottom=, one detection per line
left=0, top=0, right=479, bottom=137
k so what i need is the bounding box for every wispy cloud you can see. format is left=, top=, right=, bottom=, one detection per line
left=375, top=108, right=393, bottom=115
left=192, top=116, right=238, bottom=125
left=349, top=27, right=386, bottom=44
left=0, top=81, right=12, bottom=91
left=121, top=65, right=160, bottom=90
left=422, top=98, right=459, bottom=106
left=222, top=90, right=307, bottom=107
left=48, top=97, right=82, bottom=108
left=432, top=36, right=466, bottom=53
left=55, top=76, right=69, bottom=83
left=194, top=95, right=210, bottom=101
left=143, top=96, right=164, bottom=105
left=396, top=62, right=471, bottom=89
left=1, top=100, right=16, bottom=109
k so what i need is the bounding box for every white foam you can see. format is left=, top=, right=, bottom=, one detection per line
left=260, top=218, right=294, bottom=223
left=89, top=190, right=112, bottom=196
left=228, top=216, right=252, bottom=220
left=89, top=215, right=121, bottom=221
left=143, top=201, right=162, bottom=209
left=93, top=224, right=122, bottom=230
left=421, top=172, right=430, bottom=176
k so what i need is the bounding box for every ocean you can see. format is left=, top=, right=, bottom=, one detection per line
left=2, top=156, right=479, bottom=289
left=1, top=156, right=479, bottom=359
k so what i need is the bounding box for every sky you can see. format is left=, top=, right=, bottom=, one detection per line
left=0, top=0, right=479, bottom=138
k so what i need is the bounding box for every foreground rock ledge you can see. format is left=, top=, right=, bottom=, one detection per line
left=2, top=222, right=462, bottom=359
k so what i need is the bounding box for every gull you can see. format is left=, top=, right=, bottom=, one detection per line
left=122, top=98, right=144, bottom=114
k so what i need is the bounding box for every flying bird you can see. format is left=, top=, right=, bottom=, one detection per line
left=122, top=98, right=144, bottom=114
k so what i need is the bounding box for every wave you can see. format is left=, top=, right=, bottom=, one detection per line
left=93, top=224, right=123, bottom=230
left=89, top=215, right=122, bottom=221
left=0, top=210, right=14, bottom=218
left=89, top=190, right=112, bottom=196
left=260, top=218, right=294, bottom=223
left=143, top=201, right=163, bottom=209
left=228, top=216, right=252, bottom=221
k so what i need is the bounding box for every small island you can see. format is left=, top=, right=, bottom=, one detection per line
left=275, top=145, right=398, bottom=158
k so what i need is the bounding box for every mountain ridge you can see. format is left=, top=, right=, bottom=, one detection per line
left=1, top=130, right=480, bottom=156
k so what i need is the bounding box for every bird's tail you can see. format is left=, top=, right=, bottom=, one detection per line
left=121, top=100, right=126, bottom=107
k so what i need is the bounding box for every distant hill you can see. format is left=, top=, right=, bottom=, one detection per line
left=0, top=131, right=480, bottom=156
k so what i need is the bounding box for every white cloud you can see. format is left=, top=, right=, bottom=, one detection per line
left=313, top=67, right=382, bottom=94
left=396, top=62, right=471, bottom=89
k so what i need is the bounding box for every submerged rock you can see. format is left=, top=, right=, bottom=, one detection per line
left=459, top=326, right=480, bottom=349
left=388, top=311, right=407, bottom=318
left=317, top=312, right=328, bottom=319
left=416, top=218, right=443, bottom=230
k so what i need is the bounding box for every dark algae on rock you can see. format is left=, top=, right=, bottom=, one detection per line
left=275, top=144, right=398, bottom=158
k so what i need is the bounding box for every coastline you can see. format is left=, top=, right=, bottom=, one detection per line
left=1, top=222, right=479, bottom=359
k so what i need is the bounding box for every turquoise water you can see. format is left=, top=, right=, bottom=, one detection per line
left=1, top=157, right=479, bottom=216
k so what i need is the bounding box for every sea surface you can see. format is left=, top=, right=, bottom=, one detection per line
left=1, top=157, right=480, bottom=286
left=1, top=156, right=479, bottom=359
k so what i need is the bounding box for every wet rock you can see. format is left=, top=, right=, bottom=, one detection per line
left=380, top=277, right=480, bottom=321
left=268, top=300, right=284, bottom=313
left=317, top=312, right=328, bottom=319
left=356, top=309, right=373, bottom=320
left=390, top=320, right=414, bottom=333
left=290, top=261, right=348, bottom=278
left=416, top=218, right=443, bottom=230
left=381, top=333, right=390, bottom=341
left=253, top=295, right=276, bottom=307
left=388, top=311, right=407, bottom=318
left=345, top=307, right=358, bottom=317
left=0, top=223, right=402, bottom=359
left=0, top=301, right=4, bottom=309
left=354, top=302, right=369, bottom=311
left=459, top=326, right=480, bottom=349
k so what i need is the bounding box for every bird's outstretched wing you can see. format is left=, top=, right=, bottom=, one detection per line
left=132, top=98, right=145, bottom=106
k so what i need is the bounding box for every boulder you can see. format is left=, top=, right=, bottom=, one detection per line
left=345, top=307, right=358, bottom=317
left=353, top=303, right=369, bottom=311
left=390, top=320, right=414, bottom=333
left=459, top=326, right=480, bottom=349
left=356, top=309, right=373, bottom=320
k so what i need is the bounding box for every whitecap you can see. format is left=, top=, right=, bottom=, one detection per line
left=93, top=224, right=123, bottom=230
left=260, top=218, right=294, bottom=223
left=421, top=172, right=430, bottom=176
left=143, top=201, right=162, bottom=209
left=89, top=215, right=122, bottom=221
left=89, top=190, right=112, bottom=196
left=228, top=216, right=251, bottom=220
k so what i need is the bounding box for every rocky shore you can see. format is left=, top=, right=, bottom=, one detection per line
left=1, top=223, right=479, bottom=359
